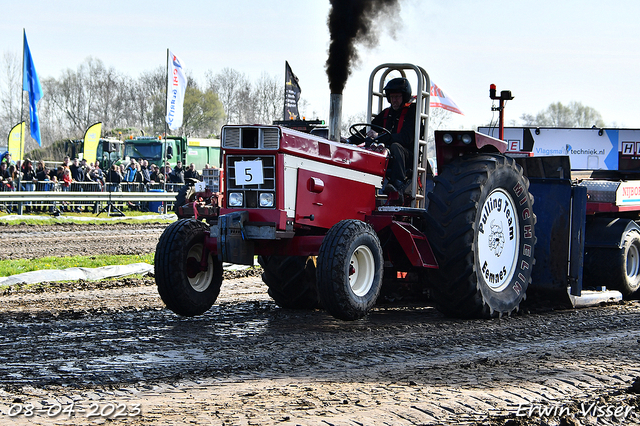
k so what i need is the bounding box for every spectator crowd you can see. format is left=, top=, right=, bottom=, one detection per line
left=0, top=151, right=210, bottom=213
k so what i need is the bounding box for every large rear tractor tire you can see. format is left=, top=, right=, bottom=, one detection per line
left=155, top=218, right=222, bottom=316
left=424, top=154, right=536, bottom=318
left=317, top=220, right=384, bottom=321
left=584, top=228, right=640, bottom=298
left=258, top=255, right=320, bottom=309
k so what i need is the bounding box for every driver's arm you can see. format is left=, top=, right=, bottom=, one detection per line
left=366, top=112, right=386, bottom=139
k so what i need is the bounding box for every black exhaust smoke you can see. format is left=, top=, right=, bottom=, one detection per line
left=325, top=0, right=401, bottom=95
left=326, top=0, right=401, bottom=140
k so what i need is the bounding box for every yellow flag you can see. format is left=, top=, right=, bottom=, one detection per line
left=7, top=122, right=25, bottom=161
left=83, top=122, right=102, bottom=164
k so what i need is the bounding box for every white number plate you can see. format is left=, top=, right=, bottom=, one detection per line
left=235, top=160, right=264, bottom=185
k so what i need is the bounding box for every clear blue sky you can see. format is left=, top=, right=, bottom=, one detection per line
left=3, top=0, right=640, bottom=129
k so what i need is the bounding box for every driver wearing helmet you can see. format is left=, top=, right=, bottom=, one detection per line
left=367, top=77, right=416, bottom=195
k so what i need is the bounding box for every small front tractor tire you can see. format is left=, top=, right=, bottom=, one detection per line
left=155, top=218, right=222, bottom=316
left=258, top=255, right=320, bottom=309
left=424, top=154, right=536, bottom=318
left=317, top=220, right=384, bottom=321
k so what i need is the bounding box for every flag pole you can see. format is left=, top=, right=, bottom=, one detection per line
left=162, top=48, right=169, bottom=213
left=283, top=61, right=287, bottom=121
left=20, top=30, right=25, bottom=152
left=18, top=29, right=26, bottom=192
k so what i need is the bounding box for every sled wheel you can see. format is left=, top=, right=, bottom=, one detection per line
left=155, top=218, right=222, bottom=316
left=620, top=230, right=640, bottom=296
left=258, top=255, right=320, bottom=309
left=424, top=154, right=536, bottom=318
left=585, top=229, right=640, bottom=297
left=317, top=220, right=383, bottom=320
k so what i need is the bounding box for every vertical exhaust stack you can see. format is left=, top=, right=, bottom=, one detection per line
left=329, top=93, right=342, bottom=142
left=325, top=0, right=402, bottom=142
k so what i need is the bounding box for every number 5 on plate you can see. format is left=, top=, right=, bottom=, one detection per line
left=235, top=160, right=264, bottom=185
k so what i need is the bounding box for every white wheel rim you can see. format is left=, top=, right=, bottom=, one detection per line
left=626, top=242, right=640, bottom=280
left=476, top=188, right=520, bottom=292
left=349, top=244, right=375, bottom=297
left=187, top=243, right=214, bottom=292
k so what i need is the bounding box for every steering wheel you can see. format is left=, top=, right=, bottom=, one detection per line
left=348, top=123, right=391, bottom=143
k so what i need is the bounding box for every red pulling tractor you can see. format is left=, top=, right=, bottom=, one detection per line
left=156, top=63, right=639, bottom=321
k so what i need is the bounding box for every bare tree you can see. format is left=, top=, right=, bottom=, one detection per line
left=0, top=51, right=23, bottom=144
left=92, top=62, right=129, bottom=130
left=43, top=57, right=130, bottom=137
left=207, top=68, right=252, bottom=124
left=520, top=101, right=605, bottom=128
left=237, top=84, right=256, bottom=124
left=47, top=65, right=90, bottom=135
left=254, top=72, right=282, bottom=124
left=427, top=108, right=453, bottom=142
left=37, top=77, right=69, bottom=147
left=571, top=102, right=605, bottom=127
left=131, top=66, right=165, bottom=134
left=0, top=55, right=318, bottom=152
left=341, top=111, right=368, bottom=136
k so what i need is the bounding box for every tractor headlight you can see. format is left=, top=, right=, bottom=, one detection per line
left=228, top=192, right=243, bottom=207
left=461, top=133, right=473, bottom=144
left=442, top=133, right=453, bottom=144
left=259, top=193, right=274, bottom=207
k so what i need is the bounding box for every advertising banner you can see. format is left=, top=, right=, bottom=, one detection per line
left=166, top=51, right=187, bottom=130
left=477, top=127, right=626, bottom=170
left=83, top=122, right=103, bottom=164
left=7, top=122, right=25, bottom=161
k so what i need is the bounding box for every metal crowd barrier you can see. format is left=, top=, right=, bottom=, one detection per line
left=0, top=180, right=180, bottom=215
left=163, top=183, right=184, bottom=193
left=69, top=181, right=103, bottom=212
left=29, top=181, right=60, bottom=212
left=0, top=182, right=16, bottom=212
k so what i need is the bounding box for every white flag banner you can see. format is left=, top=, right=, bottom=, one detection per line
left=166, top=51, right=187, bottom=130
left=430, top=81, right=463, bottom=115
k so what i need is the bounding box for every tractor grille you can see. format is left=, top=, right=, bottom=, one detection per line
left=225, top=155, right=276, bottom=209
left=222, top=126, right=280, bottom=149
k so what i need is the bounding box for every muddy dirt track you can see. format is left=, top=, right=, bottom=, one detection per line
left=0, top=221, right=164, bottom=260
left=0, top=222, right=640, bottom=425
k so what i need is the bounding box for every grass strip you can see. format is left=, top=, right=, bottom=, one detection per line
left=0, top=253, right=155, bottom=277
left=0, top=214, right=174, bottom=226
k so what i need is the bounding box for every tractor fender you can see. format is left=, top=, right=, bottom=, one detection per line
left=585, top=217, right=640, bottom=249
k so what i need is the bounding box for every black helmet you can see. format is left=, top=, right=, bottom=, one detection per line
left=384, top=77, right=412, bottom=104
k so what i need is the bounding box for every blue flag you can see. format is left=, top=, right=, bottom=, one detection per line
left=23, top=32, right=43, bottom=146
